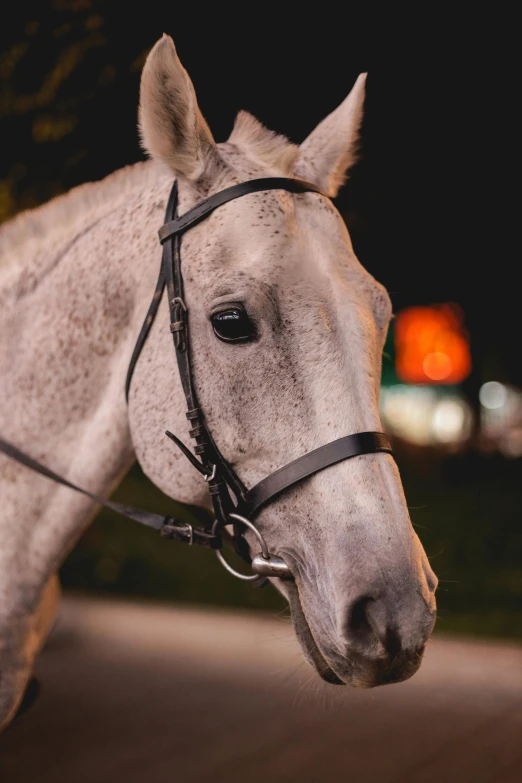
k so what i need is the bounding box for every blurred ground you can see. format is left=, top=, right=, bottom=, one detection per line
left=1, top=595, right=521, bottom=783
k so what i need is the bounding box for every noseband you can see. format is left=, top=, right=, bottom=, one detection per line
left=0, top=177, right=393, bottom=587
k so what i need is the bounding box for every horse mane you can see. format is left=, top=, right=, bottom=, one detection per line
left=0, top=160, right=162, bottom=270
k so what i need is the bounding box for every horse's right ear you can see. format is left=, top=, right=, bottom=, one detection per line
left=295, top=73, right=367, bottom=197
left=139, top=35, right=221, bottom=180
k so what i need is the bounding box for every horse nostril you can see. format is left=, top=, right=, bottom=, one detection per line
left=346, top=595, right=375, bottom=646
left=383, top=626, right=403, bottom=661
left=345, top=591, right=433, bottom=665
left=346, top=596, right=403, bottom=660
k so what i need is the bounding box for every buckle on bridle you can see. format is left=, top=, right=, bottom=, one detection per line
left=170, top=297, right=188, bottom=351
left=204, top=464, right=217, bottom=482
left=171, top=296, right=187, bottom=312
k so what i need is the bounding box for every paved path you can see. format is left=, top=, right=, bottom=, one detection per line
left=1, top=596, right=521, bottom=783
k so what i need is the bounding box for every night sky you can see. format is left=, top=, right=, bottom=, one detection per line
left=1, top=4, right=517, bottom=387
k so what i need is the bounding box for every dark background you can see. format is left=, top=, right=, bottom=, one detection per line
left=1, top=3, right=520, bottom=637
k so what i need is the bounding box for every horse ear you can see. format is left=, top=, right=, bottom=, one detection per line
left=139, top=35, right=220, bottom=180
left=295, top=74, right=367, bottom=197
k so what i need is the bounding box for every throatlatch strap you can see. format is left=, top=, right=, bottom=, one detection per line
left=125, top=181, right=179, bottom=402
left=125, top=263, right=166, bottom=402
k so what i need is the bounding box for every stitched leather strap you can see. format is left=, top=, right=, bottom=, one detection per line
left=241, top=432, right=393, bottom=517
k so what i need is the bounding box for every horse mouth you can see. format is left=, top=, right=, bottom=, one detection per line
left=284, top=580, right=344, bottom=686
left=283, top=575, right=431, bottom=689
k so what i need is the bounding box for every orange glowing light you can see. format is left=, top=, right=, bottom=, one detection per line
left=423, top=352, right=452, bottom=381
left=394, top=304, right=471, bottom=385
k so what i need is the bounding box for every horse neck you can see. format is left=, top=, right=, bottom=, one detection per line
left=0, top=165, right=174, bottom=579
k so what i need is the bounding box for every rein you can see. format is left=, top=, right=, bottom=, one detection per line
left=0, top=177, right=393, bottom=585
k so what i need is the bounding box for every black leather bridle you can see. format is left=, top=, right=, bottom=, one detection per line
left=0, top=177, right=393, bottom=585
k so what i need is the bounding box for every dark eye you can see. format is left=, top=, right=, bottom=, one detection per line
left=211, top=308, right=257, bottom=343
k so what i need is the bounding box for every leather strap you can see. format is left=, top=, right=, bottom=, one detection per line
left=159, top=177, right=326, bottom=244
left=0, top=437, right=220, bottom=548
left=163, top=185, right=249, bottom=559
left=125, top=263, right=166, bottom=402
left=159, top=177, right=334, bottom=565
left=241, top=432, right=393, bottom=517
left=125, top=181, right=179, bottom=402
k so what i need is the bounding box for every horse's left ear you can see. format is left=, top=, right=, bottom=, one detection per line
left=295, top=73, right=367, bottom=197
left=139, top=34, right=220, bottom=181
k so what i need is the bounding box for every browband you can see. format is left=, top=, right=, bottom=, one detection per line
left=158, top=177, right=326, bottom=244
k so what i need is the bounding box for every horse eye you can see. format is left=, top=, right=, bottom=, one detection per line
left=211, top=308, right=256, bottom=343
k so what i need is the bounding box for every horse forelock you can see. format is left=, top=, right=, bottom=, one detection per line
left=227, top=111, right=299, bottom=175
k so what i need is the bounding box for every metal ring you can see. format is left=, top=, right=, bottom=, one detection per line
left=229, top=513, right=269, bottom=558
left=212, top=513, right=269, bottom=581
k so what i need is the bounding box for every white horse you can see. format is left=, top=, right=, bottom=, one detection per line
left=0, top=35, right=437, bottom=730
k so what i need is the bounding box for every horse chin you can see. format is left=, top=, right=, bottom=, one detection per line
left=284, top=581, right=344, bottom=686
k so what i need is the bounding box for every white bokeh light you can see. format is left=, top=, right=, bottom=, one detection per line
left=432, top=399, right=468, bottom=442
left=479, top=381, right=507, bottom=410
left=380, top=386, right=472, bottom=447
